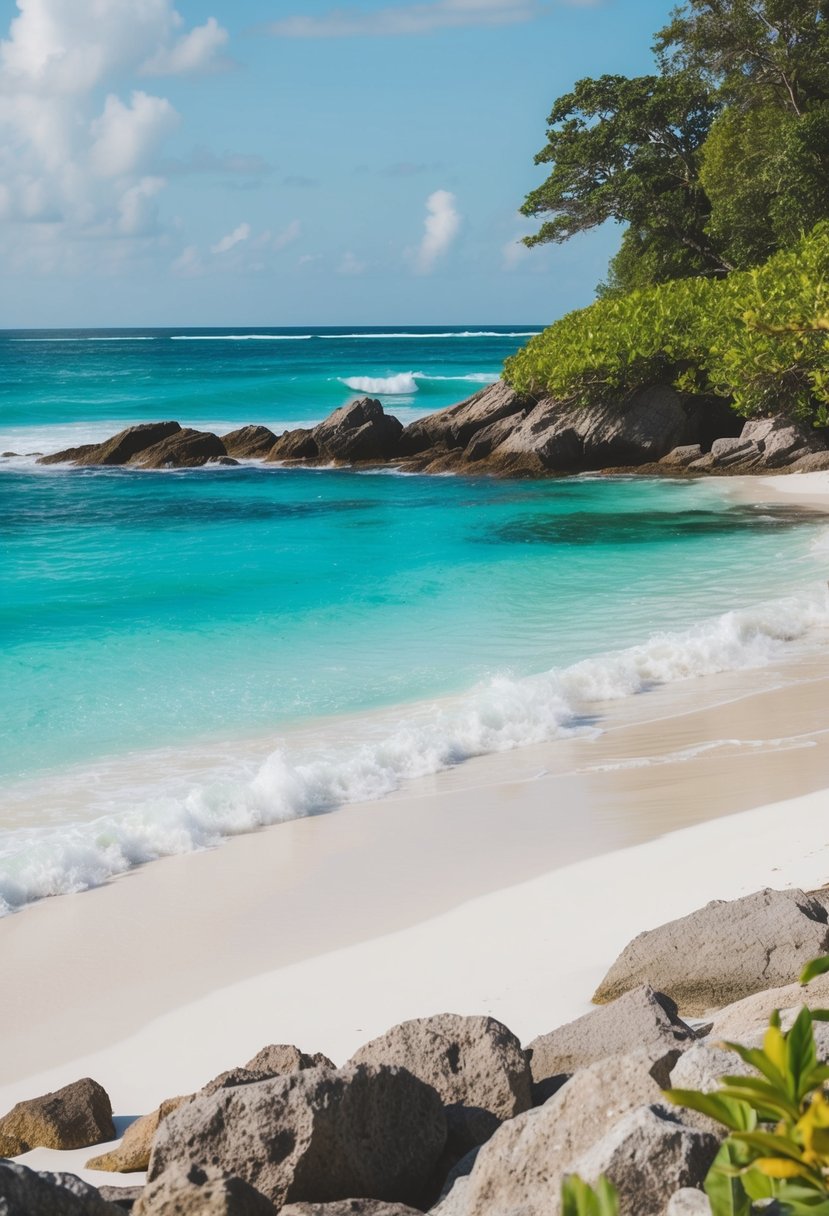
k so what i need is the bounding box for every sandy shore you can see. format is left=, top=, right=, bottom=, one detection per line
left=3, top=469, right=829, bottom=1186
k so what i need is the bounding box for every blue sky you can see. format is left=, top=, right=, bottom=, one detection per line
left=0, top=0, right=674, bottom=326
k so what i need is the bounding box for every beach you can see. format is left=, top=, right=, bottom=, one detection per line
left=4, top=467, right=829, bottom=1190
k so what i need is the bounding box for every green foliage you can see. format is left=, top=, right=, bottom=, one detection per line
left=561, top=1174, right=619, bottom=1216
left=661, top=955, right=829, bottom=1214
left=503, top=224, right=829, bottom=423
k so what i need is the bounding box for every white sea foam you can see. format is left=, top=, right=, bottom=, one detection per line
left=170, top=334, right=314, bottom=341
left=322, top=331, right=541, bottom=339
left=2, top=585, right=828, bottom=916
left=10, top=337, right=156, bottom=342
left=339, top=371, right=499, bottom=395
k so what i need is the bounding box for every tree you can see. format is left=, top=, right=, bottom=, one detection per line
left=520, top=72, right=728, bottom=288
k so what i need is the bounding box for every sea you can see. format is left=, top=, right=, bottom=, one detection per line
left=2, top=326, right=829, bottom=915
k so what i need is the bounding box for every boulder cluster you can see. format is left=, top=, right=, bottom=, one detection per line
left=4, top=887, right=829, bottom=1215
left=28, top=381, right=829, bottom=476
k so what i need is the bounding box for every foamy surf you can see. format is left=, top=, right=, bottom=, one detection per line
left=339, top=371, right=499, bottom=394
left=2, top=583, right=827, bottom=916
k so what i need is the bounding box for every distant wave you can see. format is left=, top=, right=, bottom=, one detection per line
left=340, top=371, right=499, bottom=395
left=323, top=331, right=541, bottom=340
left=11, top=337, right=156, bottom=343
left=2, top=584, right=827, bottom=915
left=170, top=334, right=314, bottom=341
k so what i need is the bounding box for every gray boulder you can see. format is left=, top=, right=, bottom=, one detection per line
left=128, top=428, right=227, bottom=469
left=0, top=1078, right=114, bottom=1153
left=527, top=986, right=696, bottom=1103
left=667, top=1190, right=712, bottom=1216
left=148, top=1065, right=445, bottom=1210
left=265, top=429, right=319, bottom=462
left=660, top=445, right=703, bottom=468
left=740, top=417, right=826, bottom=468
left=398, top=382, right=529, bottom=456
left=709, top=436, right=764, bottom=468
left=0, top=1162, right=123, bottom=1215
left=348, top=1014, right=530, bottom=1153
left=221, top=426, right=278, bottom=459
left=312, top=400, right=402, bottom=463
left=243, top=1045, right=335, bottom=1073
left=709, top=970, right=829, bottom=1039
left=280, top=1204, right=422, bottom=1215
left=38, top=422, right=181, bottom=467
left=593, top=888, right=829, bottom=1015
left=97, top=1188, right=144, bottom=1212
left=569, top=1106, right=718, bottom=1216
left=789, top=450, right=829, bottom=472
left=134, top=1165, right=273, bottom=1215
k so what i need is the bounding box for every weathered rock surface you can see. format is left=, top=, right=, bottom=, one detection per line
left=708, top=970, right=829, bottom=1038
left=667, top=1042, right=755, bottom=1135
left=127, top=428, right=227, bottom=469
left=398, top=382, right=530, bottom=457
left=789, top=450, right=829, bottom=472
left=0, top=1078, right=115, bottom=1153
left=134, top=1164, right=273, bottom=1215
left=666, top=1189, right=712, bottom=1216
left=348, top=1014, right=531, bottom=1153
left=0, top=1162, right=123, bottom=1215
left=280, top=1203, right=423, bottom=1215
left=148, top=1065, right=446, bottom=1210
left=39, top=422, right=182, bottom=467
left=97, top=1186, right=144, bottom=1211
left=243, top=1045, right=335, bottom=1074
left=741, top=416, right=826, bottom=467
left=660, top=444, right=703, bottom=468
left=593, top=888, right=829, bottom=1015
left=312, top=399, right=402, bottom=463
left=265, top=429, right=319, bottom=462
left=221, top=426, right=278, bottom=460
left=434, top=1049, right=670, bottom=1215
left=87, top=1098, right=190, bottom=1173
left=527, top=986, right=696, bottom=1103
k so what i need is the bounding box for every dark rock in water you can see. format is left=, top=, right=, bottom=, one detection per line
left=280, top=1202, right=424, bottom=1215
left=243, top=1044, right=335, bottom=1073
left=148, top=1064, right=446, bottom=1210
left=39, top=423, right=182, bottom=468
left=398, top=382, right=530, bottom=457
left=39, top=444, right=99, bottom=466
left=1, top=451, right=19, bottom=458
left=128, top=429, right=227, bottom=469
left=0, top=1077, right=115, bottom=1153
left=97, top=1186, right=144, bottom=1212
left=0, top=1161, right=123, bottom=1214
left=265, top=428, right=319, bottom=462
left=527, top=986, right=696, bottom=1104
left=133, top=1164, right=273, bottom=1214
left=348, top=1014, right=531, bottom=1155
left=593, top=887, right=829, bottom=1015
left=312, top=399, right=402, bottom=463
left=221, top=425, right=278, bottom=460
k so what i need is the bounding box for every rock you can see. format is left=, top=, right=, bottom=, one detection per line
left=593, top=888, right=829, bottom=1015
left=708, top=437, right=764, bottom=468
left=666, top=1189, right=712, bottom=1216
left=398, top=382, right=530, bottom=457
left=0, top=1161, right=123, bottom=1214
left=128, top=429, right=227, bottom=469
left=460, top=414, right=524, bottom=464
left=38, top=423, right=182, bottom=468
left=265, top=429, right=319, bottom=462
left=280, top=1204, right=423, bottom=1215
left=87, top=1098, right=190, bottom=1173
left=667, top=1041, right=754, bottom=1135
left=527, top=986, right=696, bottom=1104
left=97, top=1187, right=145, bottom=1212
left=687, top=452, right=715, bottom=471
left=348, top=1014, right=530, bottom=1155
left=434, top=1049, right=669, bottom=1215
left=312, top=399, right=402, bottom=463
left=488, top=384, right=691, bottom=474
left=789, top=450, right=829, bottom=473
left=243, top=1045, right=335, bottom=1074
left=0, top=1130, right=21, bottom=1156
left=1, top=451, right=19, bottom=458
left=221, top=426, right=278, bottom=460
left=660, top=444, right=703, bottom=467
left=708, top=970, right=829, bottom=1039
left=0, top=1078, right=115, bottom=1153
left=148, top=1065, right=446, bottom=1210
left=569, top=1106, right=718, bottom=1216
left=741, top=417, right=826, bottom=468
left=134, top=1164, right=273, bottom=1215
left=199, top=1070, right=278, bottom=1097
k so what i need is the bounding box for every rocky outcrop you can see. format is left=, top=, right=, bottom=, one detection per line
left=148, top=1065, right=446, bottom=1210
left=708, top=970, right=829, bottom=1039
left=527, top=986, right=696, bottom=1103
left=0, top=1162, right=123, bottom=1215
left=0, top=1078, right=115, bottom=1154
left=86, top=1097, right=190, bottom=1174
left=133, top=1164, right=273, bottom=1215
left=660, top=444, right=703, bottom=468
left=265, top=429, right=319, bottom=462
left=39, top=423, right=182, bottom=467
left=127, top=428, right=228, bottom=469
left=687, top=415, right=827, bottom=472
left=312, top=399, right=403, bottom=463
left=398, top=382, right=531, bottom=457
left=244, top=1044, right=335, bottom=1073
left=593, top=888, right=829, bottom=1015
left=221, top=426, right=278, bottom=460
left=348, top=1014, right=531, bottom=1155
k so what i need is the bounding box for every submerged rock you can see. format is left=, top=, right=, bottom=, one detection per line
left=0, top=1078, right=115, bottom=1153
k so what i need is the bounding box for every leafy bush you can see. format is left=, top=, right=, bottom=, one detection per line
left=561, top=1174, right=619, bottom=1216
left=504, top=224, right=829, bottom=423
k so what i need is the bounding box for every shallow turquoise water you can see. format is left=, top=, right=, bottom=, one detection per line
left=2, top=327, right=829, bottom=911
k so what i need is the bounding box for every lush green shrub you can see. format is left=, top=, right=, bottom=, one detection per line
left=504, top=224, right=829, bottom=422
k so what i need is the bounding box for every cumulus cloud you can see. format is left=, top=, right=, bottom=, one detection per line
left=269, top=0, right=544, bottom=37
left=211, top=221, right=251, bottom=254
left=272, top=219, right=301, bottom=251
left=0, top=0, right=228, bottom=274
left=338, top=251, right=366, bottom=275
left=415, top=189, right=460, bottom=273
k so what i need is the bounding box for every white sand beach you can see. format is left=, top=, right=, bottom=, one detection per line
left=3, top=470, right=829, bottom=1189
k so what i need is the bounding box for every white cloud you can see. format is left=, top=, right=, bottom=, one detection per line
left=211, top=221, right=251, bottom=254
left=89, top=91, right=178, bottom=178
left=338, top=251, right=366, bottom=275
left=171, top=243, right=203, bottom=277
left=272, top=218, right=301, bottom=251
left=117, top=174, right=164, bottom=234
left=269, top=0, right=545, bottom=37
left=415, top=189, right=460, bottom=273
left=142, top=17, right=229, bottom=75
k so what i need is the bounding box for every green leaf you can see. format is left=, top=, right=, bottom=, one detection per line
left=705, top=1141, right=753, bottom=1216
left=664, top=1090, right=756, bottom=1132
left=802, top=957, right=829, bottom=986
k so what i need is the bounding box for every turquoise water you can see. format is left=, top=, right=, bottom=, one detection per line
left=2, top=328, right=829, bottom=912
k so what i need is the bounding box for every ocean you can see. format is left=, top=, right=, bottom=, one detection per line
left=2, top=326, right=828, bottom=914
